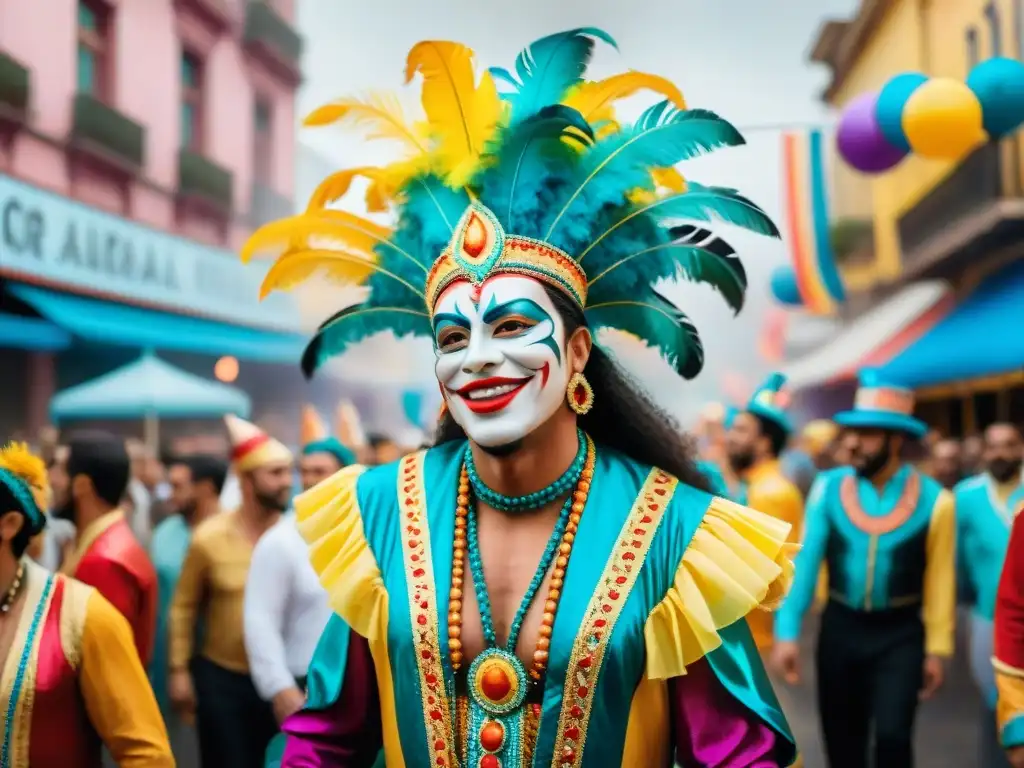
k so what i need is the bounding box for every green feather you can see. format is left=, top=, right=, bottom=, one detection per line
left=585, top=290, right=704, bottom=379
left=301, top=304, right=431, bottom=378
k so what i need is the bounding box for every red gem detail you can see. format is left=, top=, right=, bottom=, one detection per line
left=615, top=576, right=627, bottom=585
left=409, top=540, right=421, bottom=549
left=463, top=212, right=488, bottom=258
left=576, top=685, right=588, bottom=698
left=602, top=604, right=612, bottom=613
left=426, top=673, right=437, bottom=685
left=413, top=568, right=425, bottom=578
left=422, top=650, right=433, bottom=659
left=641, top=515, right=652, bottom=523
left=633, top=528, right=646, bottom=536
left=594, top=619, right=607, bottom=628
left=480, top=666, right=512, bottom=702
left=430, top=709, right=442, bottom=720
left=623, top=552, right=636, bottom=561
left=417, top=615, right=427, bottom=626
left=565, top=726, right=580, bottom=741
left=411, top=554, right=420, bottom=562
left=632, top=540, right=642, bottom=549
left=480, top=755, right=500, bottom=768
left=654, top=488, right=667, bottom=496
left=648, top=503, right=659, bottom=511
left=570, top=705, right=583, bottom=718
left=578, top=656, right=592, bottom=668
left=437, top=758, right=447, bottom=767
left=428, top=695, right=435, bottom=704
left=608, top=590, right=620, bottom=600
left=434, top=739, right=445, bottom=751
left=420, top=600, right=429, bottom=609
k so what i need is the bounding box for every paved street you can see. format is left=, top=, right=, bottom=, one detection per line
left=775, top=616, right=984, bottom=767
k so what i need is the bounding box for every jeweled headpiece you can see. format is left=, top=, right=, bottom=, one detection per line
left=243, top=29, right=779, bottom=379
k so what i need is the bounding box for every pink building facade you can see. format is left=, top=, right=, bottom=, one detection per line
left=0, top=0, right=308, bottom=439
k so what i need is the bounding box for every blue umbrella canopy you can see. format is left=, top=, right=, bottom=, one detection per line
left=50, top=353, right=251, bottom=421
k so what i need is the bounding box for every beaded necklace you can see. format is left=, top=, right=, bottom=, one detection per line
left=448, top=435, right=596, bottom=767
left=464, top=429, right=588, bottom=513
left=0, top=561, right=25, bottom=615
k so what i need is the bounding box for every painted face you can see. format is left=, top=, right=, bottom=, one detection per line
left=433, top=276, right=568, bottom=448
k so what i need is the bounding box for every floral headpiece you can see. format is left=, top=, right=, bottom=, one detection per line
left=242, top=28, right=779, bottom=380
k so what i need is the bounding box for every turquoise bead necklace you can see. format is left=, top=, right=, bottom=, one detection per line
left=466, top=491, right=573, bottom=649
left=463, top=428, right=587, bottom=513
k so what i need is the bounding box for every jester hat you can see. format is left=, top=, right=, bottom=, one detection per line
left=243, top=29, right=779, bottom=379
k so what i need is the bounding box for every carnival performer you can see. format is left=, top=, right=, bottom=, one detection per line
left=51, top=431, right=158, bottom=666
left=243, top=27, right=797, bottom=767
left=994, top=497, right=1024, bottom=767
left=773, top=371, right=955, bottom=768
left=0, top=442, right=173, bottom=768
left=169, top=415, right=292, bottom=768
left=956, top=423, right=1023, bottom=767
left=150, top=452, right=227, bottom=765
left=727, top=373, right=804, bottom=651
left=244, top=422, right=353, bottom=723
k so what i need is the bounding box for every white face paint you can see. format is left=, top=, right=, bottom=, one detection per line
left=433, top=276, right=569, bottom=448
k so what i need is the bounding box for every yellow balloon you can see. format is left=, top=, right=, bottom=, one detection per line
left=902, top=77, right=987, bottom=159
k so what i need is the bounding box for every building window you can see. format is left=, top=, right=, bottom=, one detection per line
left=253, top=99, right=273, bottom=184
left=181, top=52, right=203, bottom=150
left=77, top=1, right=109, bottom=96
left=966, top=26, right=980, bottom=68
left=986, top=2, right=1003, bottom=56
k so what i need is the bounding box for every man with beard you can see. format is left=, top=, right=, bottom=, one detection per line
left=931, top=437, right=964, bottom=489
left=169, top=415, right=292, bottom=768
left=773, top=370, right=955, bottom=768
left=150, top=453, right=227, bottom=760
left=727, top=373, right=804, bottom=651
left=51, top=431, right=158, bottom=666
left=957, top=423, right=1023, bottom=767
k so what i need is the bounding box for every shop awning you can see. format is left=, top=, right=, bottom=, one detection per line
left=0, top=313, right=72, bottom=351
left=50, top=353, right=251, bottom=421
left=782, top=279, right=954, bottom=391
left=879, top=259, right=1024, bottom=389
left=7, top=283, right=305, bottom=364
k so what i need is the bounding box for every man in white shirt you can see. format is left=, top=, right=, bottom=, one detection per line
left=243, top=437, right=354, bottom=725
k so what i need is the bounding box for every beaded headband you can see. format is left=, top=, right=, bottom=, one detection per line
left=425, top=202, right=587, bottom=314
left=0, top=469, right=45, bottom=534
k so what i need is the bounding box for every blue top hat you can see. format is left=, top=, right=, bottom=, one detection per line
left=833, top=369, right=927, bottom=438
left=745, top=372, right=793, bottom=435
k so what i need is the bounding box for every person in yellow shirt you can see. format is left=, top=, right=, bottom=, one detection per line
left=0, top=441, right=172, bottom=767
left=168, top=415, right=293, bottom=768
left=727, top=373, right=804, bottom=651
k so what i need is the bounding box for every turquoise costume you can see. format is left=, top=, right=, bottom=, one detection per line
left=294, top=442, right=797, bottom=765
left=149, top=514, right=194, bottom=712
left=775, top=464, right=954, bottom=649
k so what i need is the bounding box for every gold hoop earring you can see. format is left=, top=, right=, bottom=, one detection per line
left=566, top=372, right=594, bottom=415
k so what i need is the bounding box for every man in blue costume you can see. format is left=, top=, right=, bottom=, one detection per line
left=243, top=28, right=798, bottom=767
left=957, top=422, right=1023, bottom=768
left=773, top=370, right=956, bottom=768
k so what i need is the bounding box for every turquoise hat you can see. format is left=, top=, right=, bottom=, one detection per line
left=745, top=373, right=793, bottom=435
left=833, top=369, right=927, bottom=438
left=302, top=437, right=356, bottom=467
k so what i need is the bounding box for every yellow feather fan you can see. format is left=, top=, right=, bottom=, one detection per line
left=562, top=70, right=687, bottom=133
left=0, top=442, right=50, bottom=512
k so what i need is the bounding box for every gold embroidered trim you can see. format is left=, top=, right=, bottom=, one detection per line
left=3, top=560, right=58, bottom=766
left=550, top=468, right=678, bottom=768
left=58, top=577, right=92, bottom=671
left=397, top=452, right=457, bottom=767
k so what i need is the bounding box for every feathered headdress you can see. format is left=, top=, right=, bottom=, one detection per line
left=243, top=28, right=779, bottom=380
left=0, top=442, right=49, bottom=534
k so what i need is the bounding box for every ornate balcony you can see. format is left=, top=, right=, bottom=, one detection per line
left=244, top=1, right=302, bottom=84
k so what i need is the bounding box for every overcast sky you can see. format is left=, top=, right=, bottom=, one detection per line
left=293, top=0, right=857, bottom=423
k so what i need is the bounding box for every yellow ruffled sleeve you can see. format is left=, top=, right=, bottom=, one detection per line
left=294, top=465, right=387, bottom=639
left=644, top=496, right=798, bottom=680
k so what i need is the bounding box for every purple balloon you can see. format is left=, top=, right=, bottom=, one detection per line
left=836, top=92, right=907, bottom=173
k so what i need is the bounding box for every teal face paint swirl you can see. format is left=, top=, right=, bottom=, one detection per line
left=482, top=296, right=561, bottom=363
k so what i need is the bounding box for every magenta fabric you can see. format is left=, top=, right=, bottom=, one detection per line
left=281, top=633, right=382, bottom=767
left=670, top=658, right=781, bottom=767
left=282, top=637, right=780, bottom=766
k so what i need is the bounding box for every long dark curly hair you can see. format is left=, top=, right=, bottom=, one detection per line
left=434, top=285, right=711, bottom=492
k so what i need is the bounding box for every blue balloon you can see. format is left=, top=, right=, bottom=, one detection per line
left=876, top=72, right=928, bottom=152
left=967, top=57, right=1024, bottom=138
left=770, top=265, right=803, bottom=307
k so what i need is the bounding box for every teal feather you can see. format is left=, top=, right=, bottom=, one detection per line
left=586, top=224, right=748, bottom=314
left=478, top=105, right=594, bottom=229
left=301, top=303, right=431, bottom=378
left=544, top=105, right=746, bottom=248
left=585, top=290, right=704, bottom=379
left=489, top=28, right=617, bottom=124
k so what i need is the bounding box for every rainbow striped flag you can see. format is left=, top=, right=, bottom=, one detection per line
left=781, top=129, right=845, bottom=315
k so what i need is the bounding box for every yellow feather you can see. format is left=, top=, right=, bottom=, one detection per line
left=651, top=167, right=687, bottom=192
left=260, top=249, right=424, bottom=300
left=259, top=249, right=378, bottom=298
left=404, top=41, right=502, bottom=185
left=306, top=167, right=391, bottom=211
left=0, top=442, right=49, bottom=511
left=241, top=210, right=393, bottom=263
left=302, top=92, right=429, bottom=154
left=562, top=70, right=688, bottom=124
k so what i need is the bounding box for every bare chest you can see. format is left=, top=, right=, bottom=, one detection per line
left=457, top=508, right=562, bottom=671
